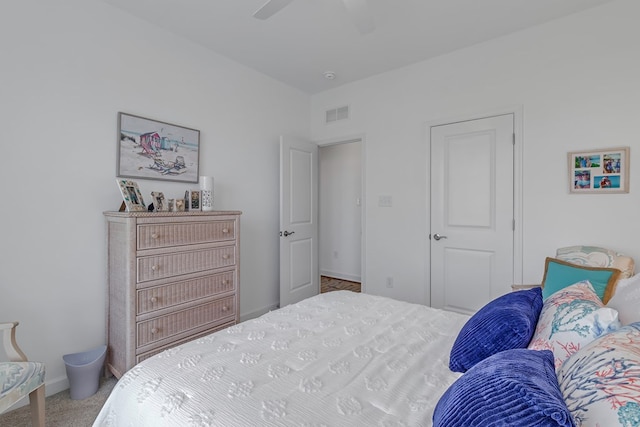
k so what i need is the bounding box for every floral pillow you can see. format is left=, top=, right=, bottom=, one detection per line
left=528, top=280, right=620, bottom=369
left=557, top=322, right=640, bottom=426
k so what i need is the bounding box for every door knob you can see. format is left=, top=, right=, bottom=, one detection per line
left=283, top=231, right=295, bottom=237
left=433, top=233, right=447, bottom=241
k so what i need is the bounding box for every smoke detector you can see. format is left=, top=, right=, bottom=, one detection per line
left=323, top=71, right=336, bottom=80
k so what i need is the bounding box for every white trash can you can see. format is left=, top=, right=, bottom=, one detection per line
left=63, top=345, right=107, bottom=400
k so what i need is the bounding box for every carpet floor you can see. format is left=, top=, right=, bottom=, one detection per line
left=0, top=377, right=117, bottom=427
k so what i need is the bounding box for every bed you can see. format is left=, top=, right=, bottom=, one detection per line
left=93, top=291, right=469, bottom=426
left=94, top=248, right=640, bottom=427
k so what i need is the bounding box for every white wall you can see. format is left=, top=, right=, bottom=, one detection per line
left=319, top=142, right=362, bottom=282
left=3, top=0, right=638, bottom=401
left=0, top=0, right=309, bottom=395
left=310, top=0, right=640, bottom=304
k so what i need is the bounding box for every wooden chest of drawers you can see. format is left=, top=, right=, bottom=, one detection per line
left=104, top=211, right=241, bottom=378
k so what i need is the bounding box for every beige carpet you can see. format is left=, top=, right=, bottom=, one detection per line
left=0, top=377, right=117, bottom=427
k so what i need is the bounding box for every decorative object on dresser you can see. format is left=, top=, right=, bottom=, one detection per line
left=116, top=179, right=146, bottom=212
left=103, top=210, right=241, bottom=378
left=199, top=176, right=214, bottom=211
left=150, top=191, right=166, bottom=212
left=186, top=190, right=201, bottom=211
left=117, top=112, right=200, bottom=183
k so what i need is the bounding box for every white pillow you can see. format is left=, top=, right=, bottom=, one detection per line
left=606, top=273, right=640, bottom=325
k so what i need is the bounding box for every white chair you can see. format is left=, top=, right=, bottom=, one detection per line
left=512, top=245, right=635, bottom=292
left=0, top=322, right=45, bottom=427
left=555, top=245, right=635, bottom=279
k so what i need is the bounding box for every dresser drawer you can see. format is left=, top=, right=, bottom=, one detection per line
left=136, top=321, right=235, bottom=364
left=137, top=220, right=236, bottom=250
left=137, top=271, right=235, bottom=315
left=137, top=246, right=236, bottom=283
left=137, top=295, right=235, bottom=348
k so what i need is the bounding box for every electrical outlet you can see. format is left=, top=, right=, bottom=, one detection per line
left=386, top=277, right=394, bottom=288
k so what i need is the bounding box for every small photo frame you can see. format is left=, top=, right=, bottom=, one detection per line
left=151, top=191, right=166, bottom=212
left=117, top=179, right=146, bottom=211
left=187, top=190, right=201, bottom=211
left=568, top=147, right=629, bottom=194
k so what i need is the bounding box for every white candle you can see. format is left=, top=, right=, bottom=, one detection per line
left=199, top=176, right=213, bottom=190
left=199, top=176, right=214, bottom=211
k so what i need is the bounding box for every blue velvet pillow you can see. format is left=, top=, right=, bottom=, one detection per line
left=449, top=287, right=542, bottom=373
left=434, top=349, right=575, bottom=427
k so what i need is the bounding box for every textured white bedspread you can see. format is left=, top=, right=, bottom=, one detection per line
left=94, top=291, right=469, bottom=427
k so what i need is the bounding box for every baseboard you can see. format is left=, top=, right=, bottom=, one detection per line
left=320, top=270, right=361, bottom=283
left=46, top=374, right=70, bottom=396
left=240, top=302, right=279, bottom=322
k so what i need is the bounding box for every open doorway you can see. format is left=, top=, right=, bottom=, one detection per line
left=318, top=139, right=363, bottom=294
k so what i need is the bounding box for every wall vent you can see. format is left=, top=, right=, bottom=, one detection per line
left=325, top=105, right=349, bottom=124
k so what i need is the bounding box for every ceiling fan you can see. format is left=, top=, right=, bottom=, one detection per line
left=253, top=0, right=375, bottom=35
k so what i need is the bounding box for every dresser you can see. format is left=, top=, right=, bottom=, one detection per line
left=104, top=210, right=241, bottom=378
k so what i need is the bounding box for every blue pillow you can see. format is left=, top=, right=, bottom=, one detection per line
left=434, top=349, right=575, bottom=427
left=449, top=287, right=543, bottom=372
left=541, top=257, right=621, bottom=303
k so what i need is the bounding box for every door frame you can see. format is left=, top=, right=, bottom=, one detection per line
left=316, top=133, right=367, bottom=293
left=425, top=106, right=523, bottom=305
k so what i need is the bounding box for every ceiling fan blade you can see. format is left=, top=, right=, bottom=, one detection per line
left=342, top=0, right=375, bottom=35
left=253, top=0, right=295, bottom=20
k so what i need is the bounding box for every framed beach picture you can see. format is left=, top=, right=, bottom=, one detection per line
left=117, top=112, right=200, bottom=183
left=117, top=179, right=146, bottom=212
left=568, top=147, right=629, bottom=194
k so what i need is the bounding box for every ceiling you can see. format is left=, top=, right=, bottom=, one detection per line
left=103, top=0, right=614, bottom=94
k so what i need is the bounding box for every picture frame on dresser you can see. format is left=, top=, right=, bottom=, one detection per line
left=151, top=191, right=166, bottom=212
left=116, top=179, right=146, bottom=212
left=117, top=112, right=200, bottom=183
left=187, top=190, right=201, bottom=211
left=569, top=146, right=629, bottom=193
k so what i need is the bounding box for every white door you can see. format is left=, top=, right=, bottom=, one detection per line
left=280, top=135, right=319, bottom=307
left=430, top=114, right=514, bottom=315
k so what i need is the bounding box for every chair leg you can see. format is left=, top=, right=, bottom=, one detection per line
left=29, top=385, right=45, bottom=427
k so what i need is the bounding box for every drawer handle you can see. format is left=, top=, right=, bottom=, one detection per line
left=151, top=327, right=159, bottom=334
left=151, top=265, right=158, bottom=271
left=222, top=306, right=229, bottom=312
left=150, top=296, right=158, bottom=303
left=151, top=233, right=159, bottom=239
left=222, top=254, right=230, bottom=260
left=222, top=228, right=229, bottom=234
left=222, top=279, right=229, bottom=285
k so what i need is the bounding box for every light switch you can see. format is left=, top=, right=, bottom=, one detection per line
left=378, top=195, right=392, bottom=207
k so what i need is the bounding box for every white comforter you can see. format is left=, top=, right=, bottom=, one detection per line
left=94, top=291, right=469, bottom=427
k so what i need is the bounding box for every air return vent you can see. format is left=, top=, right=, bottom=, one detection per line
left=325, top=105, right=349, bottom=124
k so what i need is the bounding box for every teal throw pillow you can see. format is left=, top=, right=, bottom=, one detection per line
left=541, top=257, right=621, bottom=303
